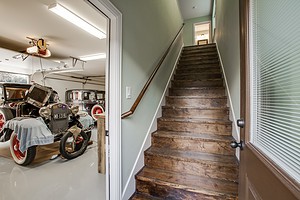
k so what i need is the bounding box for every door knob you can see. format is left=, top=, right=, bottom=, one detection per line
left=237, top=119, right=245, bottom=128
left=230, top=140, right=244, bottom=150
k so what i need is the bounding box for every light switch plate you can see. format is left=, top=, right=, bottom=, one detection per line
left=126, top=86, right=131, bottom=99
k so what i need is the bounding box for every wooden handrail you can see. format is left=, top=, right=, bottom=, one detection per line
left=121, top=24, right=184, bottom=119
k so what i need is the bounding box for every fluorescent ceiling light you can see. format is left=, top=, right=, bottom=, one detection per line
left=50, top=69, right=84, bottom=74
left=79, top=53, right=106, bottom=61
left=48, top=3, right=106, bottom=39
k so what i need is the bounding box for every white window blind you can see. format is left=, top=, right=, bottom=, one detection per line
left=250, top=0, right=300, bottom=183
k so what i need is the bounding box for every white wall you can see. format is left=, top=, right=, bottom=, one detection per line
left=183, top=16, right=211, bottom=46
left=109, top=0, right=183, bottom=194
left=214, top=0, right=240, bottom=142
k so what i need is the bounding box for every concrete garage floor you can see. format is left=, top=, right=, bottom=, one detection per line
left=0, top=129, right=106, bottom=200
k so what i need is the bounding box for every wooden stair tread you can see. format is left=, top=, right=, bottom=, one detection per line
left=183, top=44, right=216, bottom=49
left=175, top=71, right=222, bottom=75
left=171, top=86, right=225, bottom=90
left=167, top=96, right=227, bottom=99
left=174, top=72, right=222, bottom=81
left=171, top=79, right=224, bottom=88
left=136, top=166, right=238, bottom=197
left=163, top=106, right=229, bottom=110
left=179, top=58, right=219, bottom=62
left=181, top=52, right=218, bottom=56
left=130, top=192, right=163, bottom=200
left=171, top=86, right=224, bottom=90
left=146, top=146, right=237, bottom=165
left=152, top=131, right=233, bottom=142
left=177, top=62, right=220, bottom=67
left=158, top=117, right=231, bottom=124
left=179, top=61, right=219, bottom=66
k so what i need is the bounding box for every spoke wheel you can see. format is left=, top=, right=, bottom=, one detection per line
left=0, top=108, right=14, bottom=132
left=60, top=131, right=88, bottom=160
left=10, top=132, right=36, bottom=166
left=91, top=104, right=104, bottom=120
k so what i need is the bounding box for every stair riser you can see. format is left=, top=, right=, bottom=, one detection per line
left=166, top=97, right=227, bottom=108
left=179, top=60, right=219, bottom=66
left=180, top=56, right=219, bottom=62
left=176, top=67, right=221, bottom=74
left=158, top=120, right=232, bottom=135
left=136, top=180, right=237, bottom=200
left=181, top=52, right=218, bottom=58
left=145, top=154, right=238, bottom=181
left=169, top=88, right=225, bottom=97
left=177, top=63, right=220, bottom=69
left=172, top=80, right=223, bottom=88
left=181, top=52, right=217, bottom=58
left=174, top=73, right=222, bottom=80
left=181, top=55, right=219, bottom=61
left=152, top=136, right=234, bottom=155
left=162, top=108, right=229, bottom=120
left=183, top=46, right=216, bottom=52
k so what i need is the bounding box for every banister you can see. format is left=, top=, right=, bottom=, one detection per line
left=121, top=24, right=184, bottom=119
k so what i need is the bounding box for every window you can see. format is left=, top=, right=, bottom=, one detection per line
left=0, top=72, right=29, bottom=83
left=250, top=0, right=300, bottom=183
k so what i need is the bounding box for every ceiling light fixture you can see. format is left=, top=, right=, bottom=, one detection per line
left=79, top=53, right=106, bottom=61
left=48, top=3, right=106, bottom=39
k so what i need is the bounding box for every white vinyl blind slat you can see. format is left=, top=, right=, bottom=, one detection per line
left=257, top=141, right=300, bottom=173
left=257, top=136, right=300, bottom=165
left=250, top=0, right=300, bottom=183
left=257, top=139, right=300, bottom=172
left=257, top=119, right=300, bottom=147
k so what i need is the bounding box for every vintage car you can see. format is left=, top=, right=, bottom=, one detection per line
left=0, top=83, right=31, bottom=132
left=65, top=89, right=105, bottom=120
left=0, top=83, right=93, bottom=166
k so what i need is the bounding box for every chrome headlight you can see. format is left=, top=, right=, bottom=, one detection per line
left=39, top=106, right=51, bottom=119
left=70, top=105, right=79, bottom=115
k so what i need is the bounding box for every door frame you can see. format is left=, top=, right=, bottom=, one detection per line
left=239, top=0, right=300, bottom=198
left=86, top=0, right=122, bottom=200
left=193, top=21, right=211, bottom=45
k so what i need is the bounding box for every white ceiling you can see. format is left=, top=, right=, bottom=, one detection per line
left=0, top=0, right=107, bottom=77
left=177, top=0, right=212, bottom=20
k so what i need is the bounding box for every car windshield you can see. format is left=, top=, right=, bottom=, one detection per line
left=96, top=92, right=104, bottom=100
left=5, top=87, right=28, bottom=101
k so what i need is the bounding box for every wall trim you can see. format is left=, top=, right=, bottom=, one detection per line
left=193, top=20, right=212, bottom=45
left=121, top=43, right=184, bottom=200
left=86, top=1, right=122, bottom=200
left=215, top=42, right=240, bottom=158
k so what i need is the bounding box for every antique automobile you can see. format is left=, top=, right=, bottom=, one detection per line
left=65, top=89, right=105, bottom=120
left=0, top=83, right=93, bottom=166
left=0, top=83, right=31, bottom=132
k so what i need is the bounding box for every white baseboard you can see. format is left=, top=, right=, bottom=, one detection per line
left=215, top=42, right=240, bottom=159
left=121, top=43, right=184, bottom=200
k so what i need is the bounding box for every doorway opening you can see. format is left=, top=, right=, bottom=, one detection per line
left=194, top=22, right=211, bottom=45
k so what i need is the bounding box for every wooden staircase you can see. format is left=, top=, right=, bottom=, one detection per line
left=130, top=43, right=239, bottom=199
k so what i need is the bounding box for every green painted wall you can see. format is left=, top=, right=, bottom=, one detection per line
left=214, top=0, right=240, bottom=139
left=183, top=16, right=211, bottom=46
left=109, top=0, right=183, bottom=191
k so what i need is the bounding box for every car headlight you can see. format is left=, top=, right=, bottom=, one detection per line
left=70, top=105, right=79, bottom=115
left=39, top=106, right=51, bottom=119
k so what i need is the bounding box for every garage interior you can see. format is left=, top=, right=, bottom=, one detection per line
left=0, top=0, right=107, bottom=199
